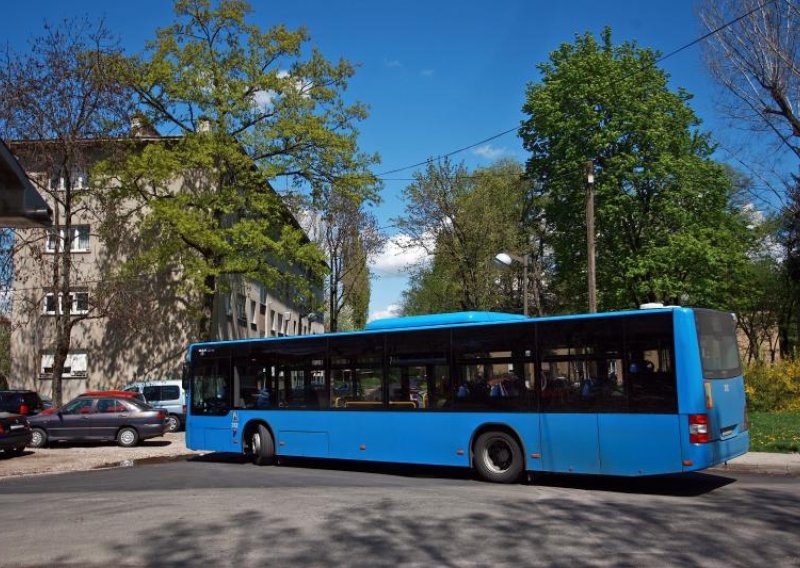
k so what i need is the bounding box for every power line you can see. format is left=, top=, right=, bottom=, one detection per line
left=374, top=0, right=779, bottom=179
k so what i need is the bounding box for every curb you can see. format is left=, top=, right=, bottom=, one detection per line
left=710, top=461, right=800, bottom=476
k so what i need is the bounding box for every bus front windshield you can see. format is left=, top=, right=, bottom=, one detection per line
left=695, top=310, right=742, bottom=380
left=192, top=358, right=231, bottom=415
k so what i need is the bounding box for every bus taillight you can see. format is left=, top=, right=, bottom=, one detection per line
left=689, top=414, right=710, bottom=444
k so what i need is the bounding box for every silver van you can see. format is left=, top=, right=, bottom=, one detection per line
left=123, top=380, right=185, bottom=432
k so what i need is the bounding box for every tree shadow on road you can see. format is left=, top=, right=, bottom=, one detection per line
left=43, top=477, right=800, bottom=567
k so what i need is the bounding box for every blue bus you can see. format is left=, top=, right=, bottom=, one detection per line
left=184, top=306, right=748, bottom=482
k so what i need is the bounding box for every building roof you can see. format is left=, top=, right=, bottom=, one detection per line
left=0, top=138, right=52, bottom=227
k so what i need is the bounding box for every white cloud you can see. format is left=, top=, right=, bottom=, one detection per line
left=251, top=70, right=295, bottom=110
left=420, top=69, right=435, bottom=77
left=472, top=144, right=509, bottom=160
left=369, top=233, right=431, bottom=276
left=385, top=59, right=402, bottom=68
left=368, top=303, right=402, bottom=323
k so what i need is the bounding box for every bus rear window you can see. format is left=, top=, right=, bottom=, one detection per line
left=695, top=310, right=742, bottom=379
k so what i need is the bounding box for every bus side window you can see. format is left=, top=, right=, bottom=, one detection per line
left=539, top=317, right=625, bottom=412
left=625, top=314, right=677, bottom=413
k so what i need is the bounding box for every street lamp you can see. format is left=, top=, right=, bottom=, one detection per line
left=494, top=252, right=529, bottom=317
left=585, top=160, right=597, bottom=313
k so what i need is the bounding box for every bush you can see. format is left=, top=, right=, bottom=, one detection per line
left=745, top=358, right=800, bottom=412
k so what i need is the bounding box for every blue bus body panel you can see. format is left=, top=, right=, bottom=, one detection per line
left=598, top=414, right=682, bottom=475
left=539, top=414, right=600, bottom=474
left=188, top=411, right=545, bottom=470
left=673, top=308, right=749, bottom=469
left=673, top=309, right=706, bottom=414
left=680, top=422, right=750, bottom=471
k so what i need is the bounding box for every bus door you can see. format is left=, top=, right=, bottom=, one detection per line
left=597, top=314, right=681, bottom=476
left=538, top=357, right=601, bottom=474
left=190, top=354, right=233, bottom=452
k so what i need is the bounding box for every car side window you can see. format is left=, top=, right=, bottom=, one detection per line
left=97, top=399, right=126, bottom=413
left=61, top=398, right=95, bottom=415
left=143, top=386, right=162, bottom=401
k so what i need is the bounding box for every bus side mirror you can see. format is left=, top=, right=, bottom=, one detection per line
left=181, top=362, right=190, bottom=391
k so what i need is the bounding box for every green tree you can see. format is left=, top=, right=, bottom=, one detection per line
left=520, top=29, right=751, bottom=312
left=398, top=159, right=547, bottom=315
left=101, top=0, right=379, bottom=340
left=318, top=188, right=383, bottom=332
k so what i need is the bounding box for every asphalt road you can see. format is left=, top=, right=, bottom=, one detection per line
left=1, top=455, right=798, bottom=567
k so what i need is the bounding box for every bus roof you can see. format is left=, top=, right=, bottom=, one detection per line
left=365, top=311, right=527, bottom=331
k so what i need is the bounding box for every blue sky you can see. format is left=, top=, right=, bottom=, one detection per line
left=2, top=1, right=793, bottom=320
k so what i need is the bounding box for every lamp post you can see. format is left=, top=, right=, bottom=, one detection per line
left=494, top=252, right=529, bottom=317
left=585, top=160, right=597, bottom=313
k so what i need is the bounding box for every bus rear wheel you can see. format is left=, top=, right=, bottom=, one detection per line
left=473, top=431, right=523, bottom=483
left=251, top=424, right=275, bottom=466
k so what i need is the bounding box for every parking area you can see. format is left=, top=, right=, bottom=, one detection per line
left=0, top=432, right=204, bottom=478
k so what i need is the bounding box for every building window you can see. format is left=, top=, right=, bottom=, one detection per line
left=250, top=299, right=257, bottom=330
left=44, top=294, right=58, bottom=315
left=49, top=170, right=88, bottom=191
left=270, top=310, right=277, bottom=336
left=40, top=352, right=88, bottom=377
left=70, top=292, right=89, bottom=314
left=43, top=291, right=89, bottom=315
left=277, top=312, right=284, bottom=336
left=45, top=226, right=90, bottom=253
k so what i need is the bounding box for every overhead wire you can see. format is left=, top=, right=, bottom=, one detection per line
left=374, top=0, right=781, bottom=181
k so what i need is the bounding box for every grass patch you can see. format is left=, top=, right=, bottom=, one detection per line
left=748, top=412, right=800, bottom=453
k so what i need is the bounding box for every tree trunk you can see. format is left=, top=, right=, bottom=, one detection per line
left=198, top=274, right=217, bottom=341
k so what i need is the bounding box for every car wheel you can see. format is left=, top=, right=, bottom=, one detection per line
left=165, top=414, right=181, bottom=433
left=7, top=446, right=25, bottom=457
left=117, top=427, right=139, bottom=448
left=29, top=428, right=47, bottom=448
left=251, top=424, right=275, bottom=466
left=473, top=430, right=523, bottom=483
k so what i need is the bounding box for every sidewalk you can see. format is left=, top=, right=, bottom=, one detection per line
left=710, top=451, right=800, bottom=476
left=0, top=432, right=203, bottom=479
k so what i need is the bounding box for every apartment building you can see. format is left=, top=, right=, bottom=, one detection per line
left=8, top=136, right=324, bottom=401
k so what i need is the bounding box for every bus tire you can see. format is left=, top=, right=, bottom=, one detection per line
left=252, top=424, right=275, bottom=466
left=473, top=430, right=523, bottom=483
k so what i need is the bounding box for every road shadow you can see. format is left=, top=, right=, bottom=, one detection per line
left=188, top=452, right=732, bottom=494
left=530, top=470, right=736, bottom=497
left=41, top=480, right=800, bottom=567
left=42, top=439, right=173, bottom=449
left=0, top=449, right=34, bottom=460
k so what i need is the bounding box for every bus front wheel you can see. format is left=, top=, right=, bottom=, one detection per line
left=473, top=431, right=523, bottom=483
left=251, top=424, right=275, bottom=466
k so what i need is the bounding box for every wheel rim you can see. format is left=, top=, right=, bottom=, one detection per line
left=252, top=431, right=262, bottom=455
left=31, top=431, right=43, bottom=446
left=167, top=417, right=179, bottom=431
left=120, top=430, right=135, bottom=445
left=482, top=437, right=513, bottom=474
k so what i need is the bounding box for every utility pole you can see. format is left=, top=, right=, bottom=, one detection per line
left=585, top=160, right=597, bottom=313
